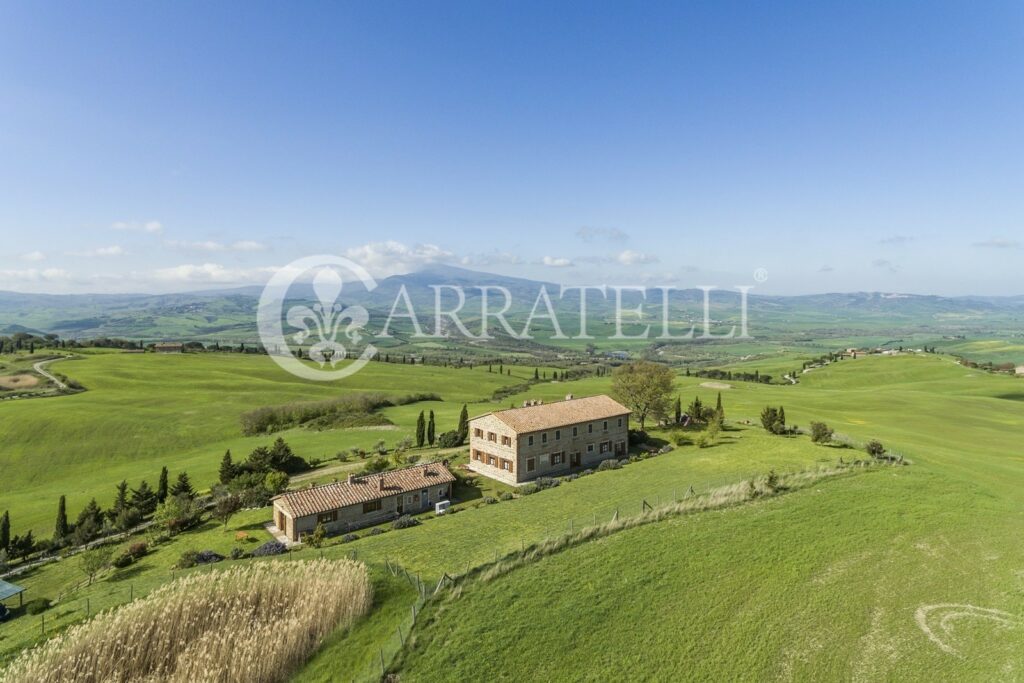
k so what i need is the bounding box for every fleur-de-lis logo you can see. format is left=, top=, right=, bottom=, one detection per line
left=286, top=269, right=370, bottom=368
left=257, top=255, right=378, bottom=381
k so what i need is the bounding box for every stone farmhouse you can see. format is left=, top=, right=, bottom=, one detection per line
left=272, top=462, right=455, bottom=542
left=468, top=394, right=630, bottom=485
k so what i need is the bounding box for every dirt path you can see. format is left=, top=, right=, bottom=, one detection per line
left=33, top=358, right=68, bottom=390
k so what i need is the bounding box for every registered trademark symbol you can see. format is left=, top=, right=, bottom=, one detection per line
left=753, top=268, right=768, bottom=283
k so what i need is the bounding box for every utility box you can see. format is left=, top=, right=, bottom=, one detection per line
left=435, top=500, right=451, bottom=515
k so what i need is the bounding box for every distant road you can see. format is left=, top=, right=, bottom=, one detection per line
left=33, top=358, right=68, bottom=390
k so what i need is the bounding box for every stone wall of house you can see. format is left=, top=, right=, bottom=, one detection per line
left=469, top=412, right=629, bottom=485
left=278, top=482, right=453, bottom=541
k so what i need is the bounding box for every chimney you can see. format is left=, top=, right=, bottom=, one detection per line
left=378, top=477, right=384, bottom=491
left=347, top=473, right=355, bottom=485
left=565, top=393, right=573, bottom=401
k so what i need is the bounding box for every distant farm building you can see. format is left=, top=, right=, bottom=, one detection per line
left=469, top=394, right=630, bottom=485
left=153, top=342, right=184, bottom=353
left=271, top=462, right=455, bottom=542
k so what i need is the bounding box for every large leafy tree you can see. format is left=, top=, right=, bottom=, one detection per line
left=612, top=361, right=675, bottom=430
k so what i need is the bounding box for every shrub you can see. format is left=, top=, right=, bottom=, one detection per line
left=695, top=434, right=709, bottom=448
left=230, top=547, right=247, bottom=560
left=629, top=455, right=640, bottom=463
left=866, top=440, right=886, bottom=458
left=534, top=477, right=559, bottom=490
left=112, top=553, right=134, bottom=569
left=580, top=468, right=594, bottom=476
left=481, top=496, right=498, bottom=505
left=617, top=458, right=629, bottom=467
left=392, top=515, right=420, bottom=530
left=360, top=457, right=389, bottom=475
left=251, top=541, right=287, bottom=557
left=341, top=533, right=359, bottom=543
left=810, top=421, right=834, bottom=444
left=597, top=459, right=621, bottom=471
left=25, top=598, right=52, bottom=615
left=498, top=491, right=514, bottom=501
left=175, top=550, right=199, bottom=569
left=195, top=550, right=225, bottom=565
left=369, top=528, right=385, bottom=536
left=627, top=429, right=649, bottom=446
left=519, top=483, right=539, bottom=495
left=127, top=542, right=148, bottom=559
left=436, top=430, right=463, bottom=448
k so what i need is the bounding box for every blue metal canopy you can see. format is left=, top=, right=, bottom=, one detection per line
left=0, top=579, right=25, bottom=602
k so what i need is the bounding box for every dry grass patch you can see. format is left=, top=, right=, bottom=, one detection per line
left=0, top=374, right=39, bottom=390
left=0, top=559, right=373, bottom=683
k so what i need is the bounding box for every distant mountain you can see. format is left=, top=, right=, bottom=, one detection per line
left=0, top=267, right=1021, bottom=341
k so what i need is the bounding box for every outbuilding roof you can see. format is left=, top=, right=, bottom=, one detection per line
left=273, top=462, right=455, bottom=518
left=480, top=394, right=630, bottom=433
left=0, top=579, right=25, bottom=602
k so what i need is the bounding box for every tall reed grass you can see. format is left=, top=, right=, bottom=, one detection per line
left=0, top=559, right=372, bottom=683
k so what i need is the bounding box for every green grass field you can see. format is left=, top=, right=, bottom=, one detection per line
left=3, top=351, right=1023, bottom=680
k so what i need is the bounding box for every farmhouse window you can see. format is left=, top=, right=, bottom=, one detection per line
left=603, top=420, right=608, bottom=431
left=555, top=430, right=561, bottom=441
left=551, top=452, right=565, bottom=466
left=572, top=426, right=578, bottom=437
left=474, top=428, right=483, bottom=438
left=588, top=424, right=593, bottom=434
left=317, top=510, right=338, bottom=524
left=542, top=433, right=548, bottom=444
left=528, top=435, right=534, bottom=446
left=527, top=457, right=535, bottom=471
left=363, top=499, right=382, bottom=514
left=488, top=456, right=497, bottom=466
left=501, top=435, right=512, bottom=447
left=488, top=432, right=497, bottom=442
left=587, top=444, right=594, bottom=453
left=600, top=441, right=610, bottom=454
left=501, top=459, right=512, bottom=472
left=617, top=417, right=623, bottom=427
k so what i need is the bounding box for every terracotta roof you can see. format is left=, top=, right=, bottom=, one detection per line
left=481, top=394, right=630, bottom=433
left=274, top=462, right=455, bottom=518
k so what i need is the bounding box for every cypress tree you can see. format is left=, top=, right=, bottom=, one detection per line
left=111, top=480, right=129, bottom=518
left=157, top=466, right=169, bottom=503
left=219, top=450, right=235, bottom=484
left=54, top=496, right=69, bottom=542
left=456, top=404, right=469, bottom=444
left=415, top=411, right=426, bottom=448
left=534, top=368, right=539, bottom=380
left=427, top=410, right=436, bottom=446
left=674, top=396, right=682, bottom=424
left=1, top=510, right=10, bottom=551
left=716, top=392, right=724, bottom=420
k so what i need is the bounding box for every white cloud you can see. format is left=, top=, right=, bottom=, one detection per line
left=0, top=267, right=71, bottom=282
left=20, top=250, right=45, bottom=262
left=460, top=250, right=524, bottom=267
left=69, top=245, right=126, bottom=257
left=150, top=263, right=278, bottom=285
left=617, top=250, right=658, bottom=266
left=541, top=256, right=574, bottom=267
left=342, top=240, right=456, bottom=277
left=165, top=239, right=269, bottom=253
left=112, top=220, right=163, bottom=234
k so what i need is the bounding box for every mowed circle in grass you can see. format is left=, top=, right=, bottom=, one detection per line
left=0, top=374, right=40, bottom=390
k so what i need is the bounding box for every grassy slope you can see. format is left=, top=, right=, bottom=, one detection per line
left=0, top=352, right=533, bottom=535
left=396, top=354, right=1024, bottom=680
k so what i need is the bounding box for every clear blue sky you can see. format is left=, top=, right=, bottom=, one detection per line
left=1, top=1, right=1022, bottom=295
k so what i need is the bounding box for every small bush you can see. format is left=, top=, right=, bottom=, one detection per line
left=617, top=458, right=629, bottom=467
left=392, top=515, right=420, bottom=530
left=127, top=542, right=148, bottom=559
left=694, top=434, right=709, bottom=448
left=629, top=455, right=640, bottom=463
left=25, top=598, right=51, bottom=615
left=195, top=550, right=225, bottom=565
left=251, top=541, right=287, bottom=557
left=580, top=468, right=594, bottom=476
left=627, top=429, right=649, bottom=446
left=519, top=483, right=539, bottom=496
left=866, top=440, right=886, bottom=458
left=498, top=491, right=514, bottom=501
left=341, top=533, right=359, bottom=543
left=481, top=496, right=498, bottom=505
left=597, top=459, right=620, bottom=471
left=230, top=547, right=247, bottom=560
left=112, top=553, right=134, bottom=569
left=435, top=430, right=463, bottom=448
left=175, top=550, right=199, bottom=569
left=534, top=477, right=560, bottom=490
left=369, top=528, right=385, bottom=536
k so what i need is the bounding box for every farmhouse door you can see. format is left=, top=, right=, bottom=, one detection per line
left=570, top=451, right=581, bottom=468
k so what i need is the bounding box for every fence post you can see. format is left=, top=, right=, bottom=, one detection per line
left=41, top=613, right=45, bottom=635
left=379, top=648, right=386, bottom=677
left=398, top=624, right=405, bottom=644
left=130, top=583, right=134, bottom=601
left=86, top=597, right=90, bottom=617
